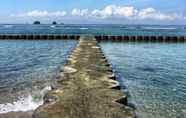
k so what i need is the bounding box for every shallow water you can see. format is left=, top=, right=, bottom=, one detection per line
left=100, top=42, right=186, bottom=118
left=0, top=40, right=77, bottom=113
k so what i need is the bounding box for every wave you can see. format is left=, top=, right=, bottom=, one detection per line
left=142, top=27, right=177, bottom=30
left=3, top=25, right=14, bottom=28
left=0, top=86, right=51, bottom=114
left=79, top=28, right=88, bottom=30
left=50, top=25, right=56, bottom=28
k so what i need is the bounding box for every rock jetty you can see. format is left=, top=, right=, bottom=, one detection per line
left=33, top=36, right=135, bottom=118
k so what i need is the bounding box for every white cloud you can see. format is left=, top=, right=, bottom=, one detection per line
left=10, top=5, right=185, bottom=21
left=137, top=8, right=179, bottom=20
left=71, top=8, right=89, bottom=16
left=71, top=5, right=181, bottom=21
left=114, top=6, right=137, bottom=17
left=90, top=5, right=180, bottom=20
left=70, top=5, right=136, bottom=18
left=91, top=5, right=115, bottom=18
left=91, top=5, right=136, bottom=18
left=11, top=10, right=67, bottom=17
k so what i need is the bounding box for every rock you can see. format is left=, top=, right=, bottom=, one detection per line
left=33, top=36, right=134, bottom=118
left=115, top=96, right=128, bottom=105
left=52, top=21, right=57, bottom=25
left=33, top=21, right=41, bottom=25
left=108, top=73, right=117, bottom=80
left=63, top=66, right=77, bottom=73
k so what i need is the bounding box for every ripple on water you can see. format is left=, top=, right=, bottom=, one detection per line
left=0, top=40, right=77, bottom=113
left=100, top=42, right=186, bottom=118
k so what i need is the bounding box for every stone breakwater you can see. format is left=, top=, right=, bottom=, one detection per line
left=0, top=34, right=80, bottom=40
left=0, top=34, right=186, bottom=42
left=95, top=35, right=186, bottom=42
left=32, top=36, right=135, bottom=118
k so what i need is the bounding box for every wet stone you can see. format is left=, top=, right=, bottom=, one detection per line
left=63, top=66, right=77, bottom=73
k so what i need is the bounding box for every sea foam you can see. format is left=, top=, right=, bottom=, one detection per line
left=3, top=25, right=14, bottom=28
left=50, top=25, right=56, bottom=28
left=0, top=86, right=51, bottom=114
left=80, top=28, right=88, bottom=30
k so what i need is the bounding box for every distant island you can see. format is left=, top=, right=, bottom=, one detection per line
left=33, top=21, right=64, bottom=25
left=33, top=21, right=41, bottom=25
left=52, top=21, right=57, bottom=25
left=52, top=22, right=65, bottom=25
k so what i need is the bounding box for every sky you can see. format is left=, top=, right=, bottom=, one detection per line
left=0, top=0, right=186, bottom=24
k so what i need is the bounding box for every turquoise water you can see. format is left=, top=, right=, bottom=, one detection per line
left=100, top=42, right=186, bottom=118
left=0, top=24, right=186, bottom=36
left=0, top=40, right=77, bottom=113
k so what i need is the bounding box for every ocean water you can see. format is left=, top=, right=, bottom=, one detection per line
left=100, top=42, right=186, bottom=118
left=0, top=24, right=186, bottom=117
left=0, top=24, right=186, bottom=36
left=0, top=40, right=77, bottom=113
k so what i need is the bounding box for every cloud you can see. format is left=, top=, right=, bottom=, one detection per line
left=114, top=6, right=137, bottom=17
left=10, top=5, right=185, bottom=21
left=71, top=5, right=183, bottom=20
left=11, top=10, right=67, bottom=17
left=90, top=5, right=136, bottom=18
left=137, top=8, right=179, bottom=20
left=91, top=5, right=115, bottom=18
left=71, top=8, right=89, bottom=16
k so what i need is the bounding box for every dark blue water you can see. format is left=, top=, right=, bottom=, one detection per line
left=100, top=42, right=186, bottom=118
left=0, top=24, right=186, bottom=36
left=0, top=40, right=77, bottom=113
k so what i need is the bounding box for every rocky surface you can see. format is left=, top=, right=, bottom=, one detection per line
left=0, top=111, right=33, bottom=118
left=33, top=36, right=135, bottom=118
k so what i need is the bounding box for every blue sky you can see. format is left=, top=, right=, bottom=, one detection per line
left=0, top=0, right=186, bottom=24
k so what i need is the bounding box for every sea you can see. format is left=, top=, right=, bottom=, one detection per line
left=0, top=39, right=77, bottom=116
left=0, top=24, right=186, bottom=36
left=0, top=24, right=186, bottom=118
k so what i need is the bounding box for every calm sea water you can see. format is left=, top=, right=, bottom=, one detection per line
left=100, top=42, right=186, bottom=118
left=0, top=40, right=77, bottom=113
left=0, top=24, right=186, bottom=36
